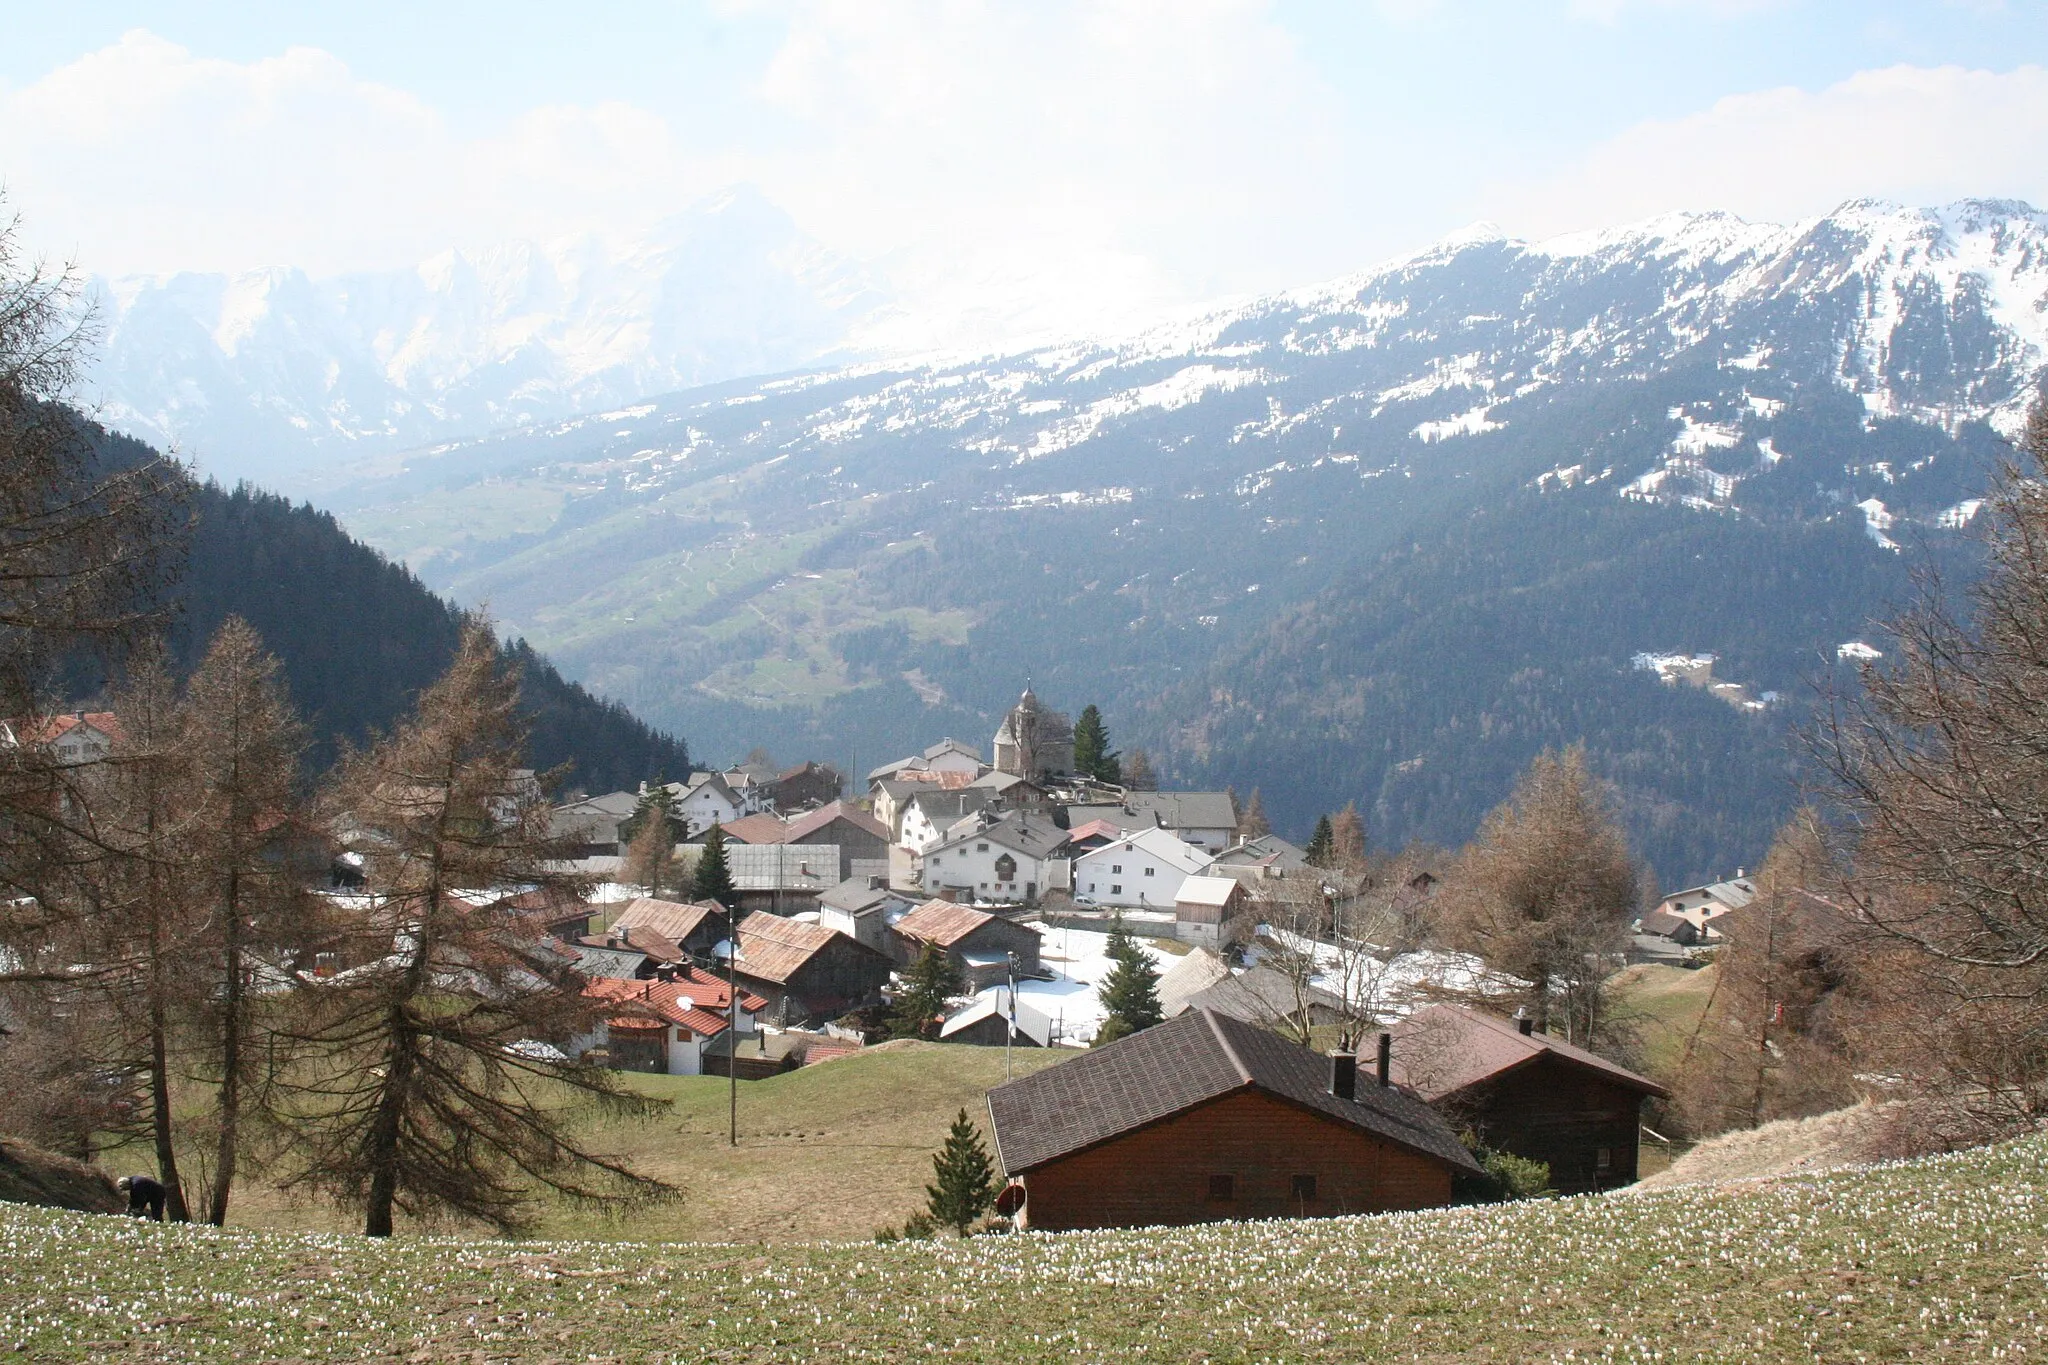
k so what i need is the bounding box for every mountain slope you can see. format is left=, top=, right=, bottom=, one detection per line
left=82, top=424, right=690, bottom=790
left=85, top=188, right=890, bottom=490
left=323, top=199, right=2045, bottom=878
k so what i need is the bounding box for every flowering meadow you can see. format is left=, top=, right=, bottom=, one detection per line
left=3, top=1136, right=2044, bottom=1362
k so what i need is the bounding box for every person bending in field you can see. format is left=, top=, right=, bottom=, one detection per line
left=117, top=1175, right=165, bottom=1220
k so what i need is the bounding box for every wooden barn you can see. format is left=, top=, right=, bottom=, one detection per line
left=986, top=1008, right=1479, bottom=1231
left=1387, top=1004, right=1668, bottom=1194
left=606, top=896, right=731, bottom=962
left=732, top=911, right=894, bottom=1025
left=890, top=899, right=1042, bottom=988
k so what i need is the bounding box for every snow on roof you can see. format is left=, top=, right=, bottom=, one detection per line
left=1174, top=875, right=1241, bottom=908
left=940, top=992, right=1054, bottom=1046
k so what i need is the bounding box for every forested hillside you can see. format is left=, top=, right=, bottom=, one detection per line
left=93, top=424, right=691, bottom=791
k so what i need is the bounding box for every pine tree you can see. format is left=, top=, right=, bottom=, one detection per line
left=273, top=621, right=675, bottom=1236
left=1331, top=801, right=1369, bottom=872
left=1123, top=748, right=1158, bottom=791
left=1096, top=915, right=1163, bottom=1044
left=1305, top=815, right=1335, bottom=868
left=691, top=821, right=737, bottom=909
left=1072, top=705, right=1120, bottom=784
left=890, top=940, right=964, bottom=1040
left=924, top=1108, right=997, bottom=1234
left=1237, top=788, right=1271, bottom=841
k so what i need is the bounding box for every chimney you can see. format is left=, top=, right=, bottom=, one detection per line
left=869, top=874, right=885, bottom=890
left=1518, top=1014, right=1534, bottom=1036
left=1376, top=1032, right=1392, bottom=1087
left=1328, top=1049, right=1356, bottom=1102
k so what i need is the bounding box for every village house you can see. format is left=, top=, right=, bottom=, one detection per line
left=725, top=843, right=844, bottom=916
left=548, top=791, right=640, bottom=858
left=1072, top=826, right=1213, bottom=910
left=941, top=993, right=1055, bottom=1047
left=1180, top=963, right=1349, bottom=1033
left=1641, top=874, right=1757, bottom=945
left=780, top=801, right=891, bottom=880
left=2, top=710, right=125, bottom=766
left=1172, top=874, right=1251, bottom=951
left=731, top=910, right=894, bottom=1025
left=816, top=875, right=918, bottom=953
left=607, top=897, right=731, bottom=962
left=1157, top=947, right=1233, bottom=1017
left=986, top=1007, right=1481, bottom=1231
left=1387, top=1004, right=1669, bottom=1194
left=670, top=771, right=745, bottom=836
left=920, top=809, right=1071, bottom=904
left=758, top=760, right=844, bottom=811
left=573, top=969, right=765, bottom=1075
left=898, top=787, right=997, bottom=857
left=1064, top=791, right=1239, bottom=856
left=868, top=738, right=986, bottom=786
left=890, top=899, right=1043, bottom=989
left=1209, top=833, right=1312, bottom=874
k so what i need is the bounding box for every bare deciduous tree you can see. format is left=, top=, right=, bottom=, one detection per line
left=1439, top=746, right=1638, bottom=1045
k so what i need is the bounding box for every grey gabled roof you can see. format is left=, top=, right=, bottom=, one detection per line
left=930, top=810, right=1069, bottom=860
left=1184, top=965, right=1346, bottom=1026
left=986, top=1008, right=1481, bottom=1177
left=905, top=787, right=995, bottom=822
left=1065, top=791, right=1236, bottom=836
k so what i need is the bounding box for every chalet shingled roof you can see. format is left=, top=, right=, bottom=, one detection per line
left=893, top=899, right=998, bottom=949
left=986, top=1008, right=1480, bottom=1177
left=1388, top=1003, right=1670, bottom=1102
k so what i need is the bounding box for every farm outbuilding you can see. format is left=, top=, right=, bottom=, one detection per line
left=1387, top=1004, right=1668, bottom=1194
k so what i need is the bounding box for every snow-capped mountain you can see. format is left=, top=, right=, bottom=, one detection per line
left=323, top=198, right=2046, bottom=880
left=82, top=187, right=892, bottom=487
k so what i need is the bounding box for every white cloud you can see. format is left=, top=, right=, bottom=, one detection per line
left=1494, top=63, right=2048, bottom=238
left=0, top=30, right=722, bottom=276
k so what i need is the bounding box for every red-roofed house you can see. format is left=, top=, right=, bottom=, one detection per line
left=576, top=969, right=767, bottom=1075
left=3, top=710, right=124, bottom=766
left=890, top=898, right=1042, bottom=988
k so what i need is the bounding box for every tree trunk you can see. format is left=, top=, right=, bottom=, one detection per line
left=208, top=866, right=241, bottom=1227
left=362, top=1026, right=416, bottom=1238
left=147, top=951, right=191, bottom=1223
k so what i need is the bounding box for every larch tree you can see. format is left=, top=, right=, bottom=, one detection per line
left=276, top=621, right=675, bottom=1237
left=1331, top=802, right=1369, bottom=872
left=1816, top=390, right=2048, bottom=1127
left=691, top=821, right=737, bottom=909
left=1122, top=749, right=1158, bottom=791
left=623, top=786, right=679, bottom=899
left=179, top=617, right=308, bottom=1226
left=1072, top=705, right=1120, bottom=784
left=1441, top=746, right=1638, bottom=1042
left=1672, top=810, right=1859, bottom=1138
left=1237, top=788, right=1271, bottom=842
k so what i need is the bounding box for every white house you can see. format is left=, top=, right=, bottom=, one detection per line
left=1072, top=826, right=1213, bottom=909
left=670, top=772, right=743, bottom=837
left=898, top=788, right=997, bottom=858
left=868, top=738, right=986, bottom=785
left=920, top=810, right=1071, bottom=904
left=1063, top=791, right=1239, bottom=856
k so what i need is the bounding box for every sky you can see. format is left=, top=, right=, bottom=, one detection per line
left=2, top=0, right=2045, bottom=346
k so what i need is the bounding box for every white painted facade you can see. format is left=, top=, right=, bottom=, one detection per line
left=1073, top=828, right=1212, bottom=909
left=921, top=831, right=1065, bottom=904
left=673, top=776, right=742, bottom=837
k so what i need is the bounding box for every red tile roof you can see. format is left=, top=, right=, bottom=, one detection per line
left=583, top=970, right=765, bottom=1038
left=11, top=710, right=125, bottom=747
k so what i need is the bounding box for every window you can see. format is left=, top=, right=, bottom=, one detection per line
left=1112, top=864, right=1122, bottom=874
left=1088, top=883, right=1096, bottom=892
left=1111, top=885, right=1122, bottom=895
left=978, top=842, right=989, bottom=853
left=1596, top=1147, right=1613, bottom=1170
left=1207, top=1174, right=1235, bottom=1201
left=1290, top=1174, right=1317, bottom=1203
left=1144, top=867, right=1155, bottom=876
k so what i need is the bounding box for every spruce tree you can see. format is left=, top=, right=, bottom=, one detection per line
left=924, top=1108, right=997, bottom=1234
left=1096, top=915, right=1163, bottom=1044
left=1072, top=705, right=1120, bottom=784
left=890, top=940, right=964, bottom=1039
left=1305, top=814, right=1335, bottom=867
left=692, top=821, right=737, bottom=909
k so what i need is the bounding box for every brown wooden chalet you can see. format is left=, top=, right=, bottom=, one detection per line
left=986, top=1008, right=1480, bottom=1231
left=890, top=899, right=1042, bottom=988
left=1386, top=1003, right=1669, bottom=1194
left=732, top=911, right=893, bottom=1025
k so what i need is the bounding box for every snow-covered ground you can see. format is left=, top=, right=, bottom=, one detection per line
left=1252, top=925, right=1509, bottom=1015
left=969, top=924, right=1177, bottom=1047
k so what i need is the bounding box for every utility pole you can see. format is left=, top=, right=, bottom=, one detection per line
left=723, top=932, right=742, bottom=1147
left=1005, top=951, right=1020, bottom=1081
